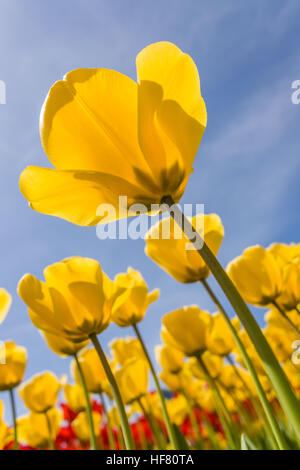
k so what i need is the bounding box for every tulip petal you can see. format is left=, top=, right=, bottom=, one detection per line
left=19, top=166, right=155, bottom=226
left=0, top=288, right=11, bottom=324
left=40, top=68, right=149, bottom=182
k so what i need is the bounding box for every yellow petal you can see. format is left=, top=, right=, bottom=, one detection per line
left=0, top=289, right=11, bottom=324
left=19, top=166, right=155, bottom=226
left=136, top=42, right=206, bottom=175
left=41, top=68, right=148, bottom=181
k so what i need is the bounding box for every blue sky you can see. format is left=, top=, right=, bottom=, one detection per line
left=0, top=0, right=300, bottom=425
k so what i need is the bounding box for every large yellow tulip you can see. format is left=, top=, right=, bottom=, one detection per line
left=277, top=262, right=300, bottom=311
left=145, top=213, right=224, bottom=283
left=161, top=306, right=211, bottom=356
left=111, top=267, right=159, bottom=327
left=18, top=256, right=112, bottom=342
left=227, top=245, right=282, bottom=306
left=0, top=341, right=27, bottom=391
left=19, top=372, right=60, bottom=413
left=19, top=42, right=206, bottom=226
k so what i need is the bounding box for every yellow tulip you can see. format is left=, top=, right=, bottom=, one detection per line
left=159, top=369, right=182, bottom=394
left=111, top=267, right=159, bottom=327
left=71, top=347, right=109, bottom=395
left=161, top=306, right=211, bottom=356
left=264, top=324, right=295, bottom=363
left=0, top=341, right=27, bottom=391
left=41, top=331, right=89, bottom=357
left=277, top=262, right=300, bottom=311
left=115, top=358, right=149, bottom=405
left=265, top=308, right=300, bottom=337
left=71, top=410, right=101, bottom=442
left=19, top=371, right=60, bottom=413
left=227, top=245, right=282, bottom=306
left=196, top=386, right=216, bottom=413
left=145, top=213, right=224, bottom=283
left=110, top=337, right=144, bottom=365
left=0, top=289, right=11, bottom=325
left=155, top=344, right=184, bottom=374
left=205, top=312, right=234, bottom=356
left=19, top=42, right=206, bottom=226
left=18, top=408, right=61, bottom=448
left=268, top=242, right=300, bottom=267
left=0, top=419, right=8, bottom=450
left=188, top=352, right=223, bottom=380
left=18, top=256, right=112, bottom=342
left=64, top=383, right=86, bottom=413
left=166, top=395, right=188, bottom=426
left=130, top=392, right=162, bottom=421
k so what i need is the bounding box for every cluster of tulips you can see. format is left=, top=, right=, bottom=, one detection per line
left=0, top=41, right=300, bottom=451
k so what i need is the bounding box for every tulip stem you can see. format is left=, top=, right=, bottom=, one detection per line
left=99, top=393, right=115, bottom=450
left=74, top=353, right=98, bottom=450
left=202, top=279, right=286, bottom=450
left=9, top=388, right=18, bottom=450
left=45, top=410, right=54, bottom=450
left=181, top=389, right=203, bottom=448
left=90, top=334, right=135, bottom=450
left=137, top=397, right=164, bottom=449
left=162, top=195, right=300, bottom=444
left=196, top=354, right=238, bottom=449
left=133, top=323, right=179, bottom=450
left=272, top=300, right=300, bottom=337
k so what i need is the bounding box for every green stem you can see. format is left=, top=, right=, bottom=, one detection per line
left=196, top=354, right=236, bottom=447
left=45, top=410, right=54, bottom=450
left=137, top=397, right=163, bottom=449
left=9, top=388, right=18, bottom=450
left=162, top=195, right=300, bottom=444
left=90, top=334, right=135, bottom=450
left=181, top=389, right=203, bottom=448
left=74, top=353, right=98, bottom=450
left=133, top=323, right=179, bottom=449
left=202, top=279, right=286, bottom=450
left=272, top=300, right=300, bottom=337
left=99, top=392, right=115, bottom=450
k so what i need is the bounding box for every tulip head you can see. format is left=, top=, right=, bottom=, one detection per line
left=115, top=358, right=149, bottom=405
left=155, top=344, right=184, bottom=374
left=0, top=341, right=27, bottom=391
left=109, top=337, right=144, bottom=365
left=205, top=312, right=234, bottom=356
left=63, top=383, right=86, bottom=413
left=18, top=408, right=62, bottom=449
left=145, top=213, right=224, bottom=283
left=227, top=245, right=282, bottom=306
left=19, top=371, right=60, bottom=413
left=111, top=267, right=159, bottom=327
left=161, top=306, right=211, bottom=356
left=18, top=256, right=112, bottom=342
left=277, top=262, right=300, bottom=311
left=72, top=347, right=109, bottom=395
left=41, top=331, right=89, bottom=357
left=19, top=42, right=206, bottom=226
left=71, top=410, right=101, bottom=442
